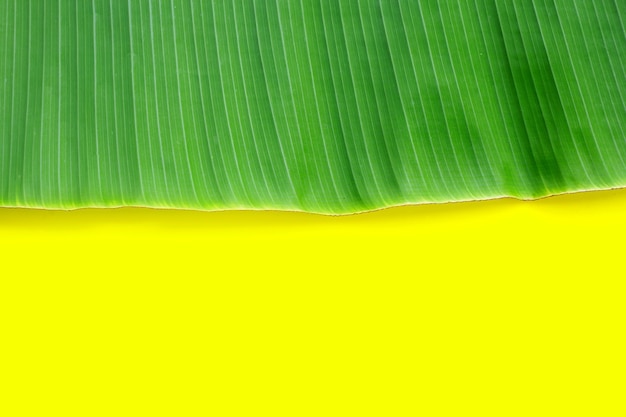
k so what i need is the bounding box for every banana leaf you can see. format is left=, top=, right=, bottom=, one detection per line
left=1, top=0, right=625, bottom=214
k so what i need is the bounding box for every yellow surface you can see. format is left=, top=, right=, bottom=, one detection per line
left=1, top=189, right=625, bottom=416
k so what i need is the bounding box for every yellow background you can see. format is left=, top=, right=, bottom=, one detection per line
left=1, top=189, right=625, bottom=416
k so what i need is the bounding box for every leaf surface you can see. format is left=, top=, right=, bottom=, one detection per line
left=1, top=0, right=625, bottom=214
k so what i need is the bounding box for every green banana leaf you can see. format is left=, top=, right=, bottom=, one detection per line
left=1, top=0, right=625, bottom=214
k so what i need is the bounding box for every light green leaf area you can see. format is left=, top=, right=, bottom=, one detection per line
left=1, top=1, right=625, bottom=214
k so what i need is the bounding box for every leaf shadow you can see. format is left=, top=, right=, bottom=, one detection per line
left=0, top=187, right=624, bottom=233
left=0, top=197, right=514, bottom=232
